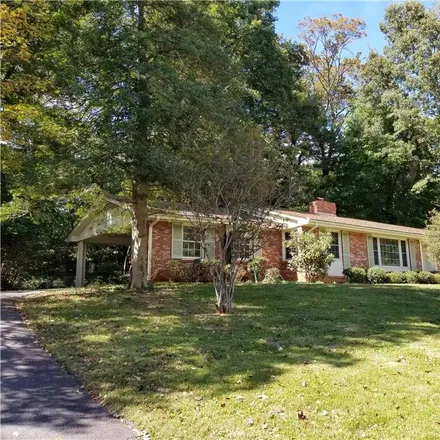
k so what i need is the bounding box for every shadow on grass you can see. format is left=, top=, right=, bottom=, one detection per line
left=21, top=283, right=440, bottom=412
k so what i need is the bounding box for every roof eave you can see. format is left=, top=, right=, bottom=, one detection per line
left=277, top=213, right=425, bottom=238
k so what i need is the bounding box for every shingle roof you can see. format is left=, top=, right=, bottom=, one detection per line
left=275, top=209, right=425, bottom=236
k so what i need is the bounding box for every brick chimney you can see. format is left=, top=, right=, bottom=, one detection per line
left=309, top=198, right=337, bottom=216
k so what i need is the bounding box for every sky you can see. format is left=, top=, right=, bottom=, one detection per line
left=274, top=1, right=433, bottom=58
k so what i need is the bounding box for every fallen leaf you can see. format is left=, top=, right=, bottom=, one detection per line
left=297, top=410, right=307, bottom=420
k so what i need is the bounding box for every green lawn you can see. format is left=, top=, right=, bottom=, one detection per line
left=21, top=283, right=440, bottom=440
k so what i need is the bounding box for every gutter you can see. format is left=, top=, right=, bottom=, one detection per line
left=147, top=217, right=160, bottom=280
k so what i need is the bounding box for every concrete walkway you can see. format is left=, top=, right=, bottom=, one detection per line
left=1, top=291, right=136, bottom=440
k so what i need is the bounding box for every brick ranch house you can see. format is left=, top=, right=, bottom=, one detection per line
left=68, top=198, right=438, bottom=287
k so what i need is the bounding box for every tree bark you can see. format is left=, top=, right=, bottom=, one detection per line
left=130, top=181, right=150, bottom=289
left=212, top=260, right=236, bottom=314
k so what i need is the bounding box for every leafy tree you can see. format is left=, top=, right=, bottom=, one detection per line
left=216, top=1, right=314, bottom=208
left=286, top=231, right=334, bottom=282
left=176, top=125, right=282, bottom=313
left=2, top=1, right=251, bottom=288
left=336, top=1, right=440, bottom=226
left=297, top=14, right=366, bottom=177
left=423, top=211, right=440, bottom=266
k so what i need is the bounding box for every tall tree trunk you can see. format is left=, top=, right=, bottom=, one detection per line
left=130, top=181, right=150, bottom=289
left=212, top=260, right=236, bottom=314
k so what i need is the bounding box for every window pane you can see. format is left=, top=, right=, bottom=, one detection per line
left=183, top=227, right=200, bottom=242
left=401, top=241, right=408, bottom=267
left=380, top=238, right=400, bottom=266
left=232, top=238, right=252, bottom=259
left=182, top=226, right=202, bottom=258
left=373, top=237, right=380, bottom=265
left=194, top=242, right=201, bottom=258
left=285, top=232, right=292, bottom=259
left=330, top=232, right=339, bottom=259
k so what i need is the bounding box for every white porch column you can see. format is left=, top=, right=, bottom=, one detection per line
left=75, top=241, right=87, bottom=287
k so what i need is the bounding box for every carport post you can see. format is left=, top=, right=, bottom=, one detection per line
left=75, top=241, right=87, bottom=287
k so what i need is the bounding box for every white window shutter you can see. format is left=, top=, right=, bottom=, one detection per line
left=367, top=235, right=375, bottom=267
left=172, top=224, right=183, bottom=259
left=342, top=231, right=351, bottom=269
left=204, top=229, right=216, bottom=260
left=409, top=240, right=417, bottom=270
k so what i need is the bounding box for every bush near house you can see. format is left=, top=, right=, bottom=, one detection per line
left=387, top=272, right=407, bottom=284
left=163, top=259, right=279, bottom=284
left=247, top=257, right=268, bottom=283
left=343, top=267, right=368, bottom=283
left=414, top=271, right=436, bottom=284
left=286, top=231, right=334, bottom=282
left=367, top=267, right=389, bottom=284
left=344, top=267, right=440, bottom=284
left=262, top=267, right=284, bottom=284
left=163, top=259, right=212, bottom=283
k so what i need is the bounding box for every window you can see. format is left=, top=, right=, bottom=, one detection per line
left=182, top=227, right=202, bottom=258
left=372, top=237, right=409, bottom=268
left=330, top=232, right=340, bottom=259
left=284, top=231, right=292, bottom=260
left=379, top=238, right=400, bottom=266
left=373, top=237, right=380, bottom=265
left=172, top=224, right=215, bottom=259
left=401, top=240, right=408, bottom=267
left=231, top=234, right=261, bottom=260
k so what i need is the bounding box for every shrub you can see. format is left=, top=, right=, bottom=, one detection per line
left=387, top=272, right=407, bottom=284
left=287, top=231, right=334, bottom=282
left=51, top=279, right=66, bottom=289
left=415, top=271, right=435, bottom=284
left=367, top=267, right=389, bottom=284
left=432, top=273, right=440, bottom=284
left=187, top=259, right=212, bottom=282
left=164, top=261, right=189, bottom=282
left=343, top=267, right=368, bottom=283
left=21, top=277, right=48, bottom=290
left=404, top=271, right=419, bottom=284
left=247, top=257, right=267, bottom=283
left=262, top=267, right=284, bottom=284
left=235, top=264, right=251, bottom=282
left=164, top=260, right=211, bottom=282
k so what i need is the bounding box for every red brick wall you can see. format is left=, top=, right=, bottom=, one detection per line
left=349, top=232, right=368, bottom=267
left=261, top=230, right=281, bottom=267
left=148, top=221, right=425, bottom=283
left=262, top=229, right=296, bottom=281
left=150, top=221, right=173, bottom=278
left=309, top=198, right=336, bottom=215
left=149, top=223, right=298, bottom=282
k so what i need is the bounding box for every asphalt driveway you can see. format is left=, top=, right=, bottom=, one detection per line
left=1, top=291, right=136, bottom=440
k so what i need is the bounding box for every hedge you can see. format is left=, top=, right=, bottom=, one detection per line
left=344, top=267, right=440, bottom=284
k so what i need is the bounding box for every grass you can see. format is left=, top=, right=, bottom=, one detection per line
left=21, top=283, right=440, bottom=440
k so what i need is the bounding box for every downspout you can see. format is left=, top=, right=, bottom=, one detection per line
left=147, top=217, right=160, bottom=280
